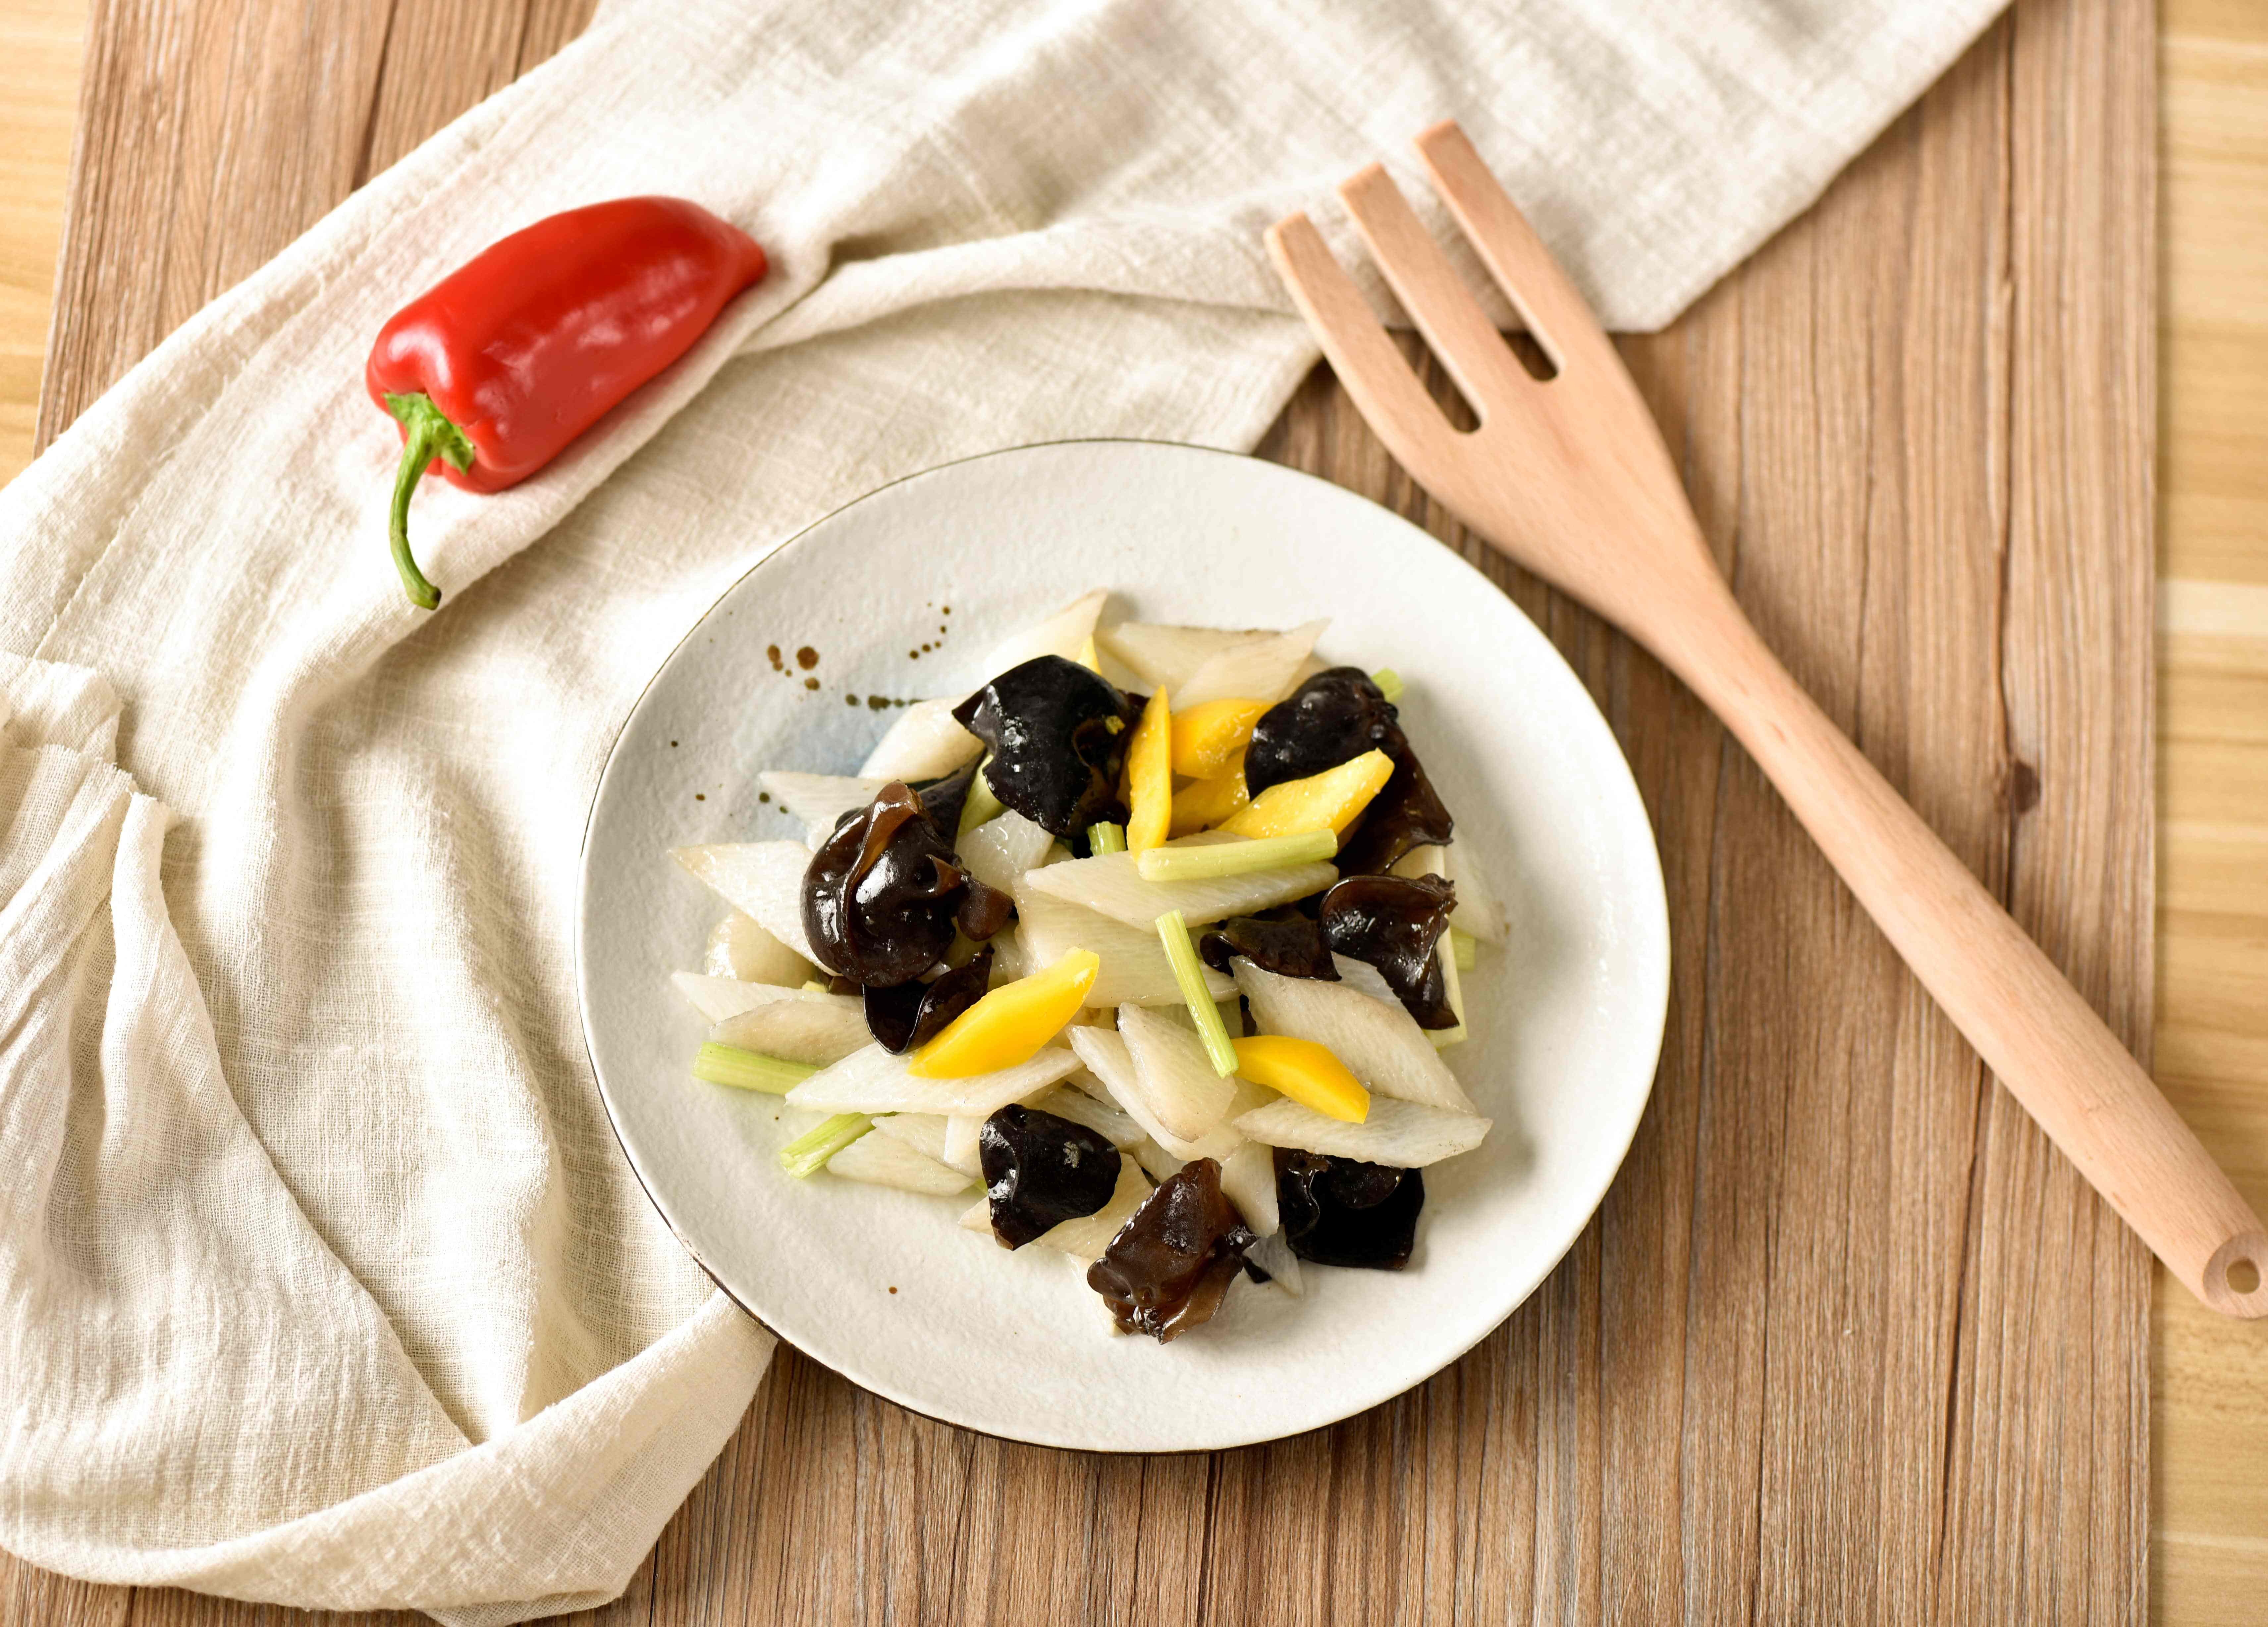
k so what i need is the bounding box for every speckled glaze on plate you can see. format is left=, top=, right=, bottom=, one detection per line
left=576, top=441, right=1669, bottom=1452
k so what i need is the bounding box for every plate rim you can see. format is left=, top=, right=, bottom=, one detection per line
left=574, top=436, right=1672, bottom=1452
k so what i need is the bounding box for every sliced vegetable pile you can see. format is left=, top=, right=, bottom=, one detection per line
left=667, top=591, right=1506, bottom=1342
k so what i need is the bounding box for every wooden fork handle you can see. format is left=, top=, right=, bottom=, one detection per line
left=1656, top=588, right=2268, bottom=1316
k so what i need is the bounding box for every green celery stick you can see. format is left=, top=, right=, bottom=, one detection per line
left=780, top=1113, right=872, bottom=1178
left=1136, top=828, right=1334, bottom=883
left=1428, top=932, right=1470, bottom=1049
left=1155, top=909, right=1239, bottom=1076
left=1371, top=668, right=1405, bottom=703
left=693, top=1042, right=817, bottom=1095
left=1088, top=821, right=1127, bottom=855
left=1450, top=927, right=1478, bottom=971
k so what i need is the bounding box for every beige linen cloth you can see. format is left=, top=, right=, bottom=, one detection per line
left=0, top=0, right=2000, bottom=1618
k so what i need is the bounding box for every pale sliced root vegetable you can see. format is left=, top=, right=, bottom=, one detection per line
left=709, top=995, right=871, bottom=1066
left=858, top=697, right=982, bottom=781
left=943, top=1115, right=983, bottom=1176
left=959, top=1196, right=991, bottom=1233
left=984, top=588, right=1110, bottom=676
left=671, top=841, right=819, bottom=962
left=826, top=1130, right=973, bottom=1196
left=1066, top=1026, right=1236, bottom=1161
left=1394, top=842, right=1507, bottom=943
left=1234, top=960, right=1477, bottom=1113
left=1011, top=888, right=1232, bottom=1007
left=1130, top=1140, right=1186, bottom=1182
left=704, top=910, right=814, bottom=985
left=1233, top=1095, right=1489, bottom=1168
left=1329, top=954, right=1399, bottom=1007
left=958, top=810, right=1053, bottom=896
left=1115, top=1004, right=1236, bottom=1142
left=786, top=1042, right=1082, bottom=1117
left=758, top=771, right=887, bottom=847
left=1429, top=930, right=1469, bottom=1049
left=1244, top=1230, right=1304, bottom=1296
left=1176, top=619, right=1328, bottom=708
left=1219, top=1139, right=1280, bottom=1236
left=1029, top=1084, right=1145, bottom=1148
left=869, top=1112, right=955, bottom=1165
left=1022, top=847, right=1336, bottom=931
left=674, top=972, right=837, bottom=1025
left=1096, top=623, right=1265, bottom=694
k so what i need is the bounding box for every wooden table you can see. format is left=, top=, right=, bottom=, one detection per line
left=0, top=0, right=2261, bottom=1622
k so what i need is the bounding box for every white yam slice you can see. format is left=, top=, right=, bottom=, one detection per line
left=869, top=1112, right=954, bottom=1165
left=1129, top=1140, right=1185, bottom=1182
left=1244, top=1230, right=1304, bottom=1296
left=1218, top=1138, right=1280, bottom=1236
left=1233, top=1095, right=1489, bottom=1167
left=1114, top=1005, right=1236, bottom=1142
left=759, top=772, right=887, bottom=848
left=785, top=1043, right=1081, bottom=1117
left=1020, top=849, right=1336, bottom=930
left=1330, top=954, right=1400, bottom=1007
left=671, top=842, right=817, bottom=962
left=826, top=1130, right=972, bottom=1196
left=983, top=589, right=1110, bottom=676
left=1028, top=1084, right=1145, bottom=1148
left=702, top=910, right=813, bottom=985
left=1394, top=842, right=1506, bottom=944
left=708, top=994, right=870, bottom=1066
left=858, top=698, right=982, bottom=781
left=1012, top=888, right=1232, bottom=1008
left=1066, top=1026, right=1247, bottom=1161
left=1175, top=619, right=1328, bottom=708
left=1095, top=623, right=1263, bottom=694
left=673, top=972, right=828, bottom=1025
left=957, top=809, right=1053, bottom=896
left=942, top=1114, right=983, bottom=1176
left=1234, top=961, right=1476, bottom=1113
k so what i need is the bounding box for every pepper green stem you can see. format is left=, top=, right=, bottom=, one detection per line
left=383, top=392, right=475, bottom=611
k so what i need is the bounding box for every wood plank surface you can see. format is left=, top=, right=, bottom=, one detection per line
left=0, top=0, right=2241, bottom=1620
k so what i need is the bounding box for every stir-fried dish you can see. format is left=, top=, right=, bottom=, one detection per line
left=666, top=591, right=1505, bottom=1341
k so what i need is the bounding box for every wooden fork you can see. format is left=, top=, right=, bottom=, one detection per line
left=1267, top=120, right=2268, bottom=1318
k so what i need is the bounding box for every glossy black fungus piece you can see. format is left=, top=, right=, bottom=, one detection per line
left=980, top=1104, right=1122, bottom=1249
left=1319, top=873, right=1458, bottom=1028
left=951, top=656, right=1138, bottom=836
left=956, top=876, right=1015, bottom=942
left=1275, top=1148, right=1424, bottom=1270
left=1198, top=914, right=1339, bottom=981
left=1244, top=667, right=1400, bottom=796
left=1086, top=1158, right=1257, bottom=1341
left=1242, top=668, right=1452, bottom=874
left=863, top=947, right=993, bottom=1055
left=801, top=781, right=968, bottom=987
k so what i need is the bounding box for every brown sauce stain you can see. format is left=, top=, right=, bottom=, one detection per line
left=796, top=646, right=820, bottom=670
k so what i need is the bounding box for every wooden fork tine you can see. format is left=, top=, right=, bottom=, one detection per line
left=1264, top=212, right=1451, bottom=458
left=1336, top=164, right=1529, bottom=416
left=1413, top=120, right=1609, bottom=375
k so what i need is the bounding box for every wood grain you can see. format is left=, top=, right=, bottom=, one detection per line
left=0, top=0, right=2218, bottom=1620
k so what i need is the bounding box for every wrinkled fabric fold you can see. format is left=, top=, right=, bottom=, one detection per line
left=0, top=0, right=2000, bottom=1617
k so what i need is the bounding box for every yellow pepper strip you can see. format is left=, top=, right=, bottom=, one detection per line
left=1124, top=686, right=1174, bottom=853
left=1170, top=761, right=1251, bottom=836
left=907, top=949, right=1100, bottom=1078
left=1168, top=698, right=1268, bottom=780
left=1220, top=748, right=1394, bottom=840
left=1232, top=1035, right=1370, bottom=1123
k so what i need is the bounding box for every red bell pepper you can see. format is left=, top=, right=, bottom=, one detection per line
left=367, top=196, right=768, bottom=608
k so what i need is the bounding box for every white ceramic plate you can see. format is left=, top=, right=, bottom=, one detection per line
left=577, top=440, right=1668, bottom=1452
